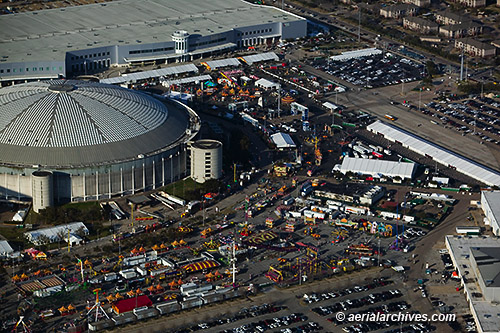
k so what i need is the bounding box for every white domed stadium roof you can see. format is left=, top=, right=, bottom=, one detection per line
left=0, top=80, right=168, bottom=147
left=0, top=80, right=191, bottom=168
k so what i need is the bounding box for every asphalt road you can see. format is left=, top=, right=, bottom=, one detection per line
left=326, top=81, right=500, bottom=172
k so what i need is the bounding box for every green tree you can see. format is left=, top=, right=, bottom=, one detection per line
left=426, top=60, right=437, bottom=77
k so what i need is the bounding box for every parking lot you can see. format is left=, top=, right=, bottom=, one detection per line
left=424, top=96, right=500, bottom=144
left=312, top=53, right=424, bottom=89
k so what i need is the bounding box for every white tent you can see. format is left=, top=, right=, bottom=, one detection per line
left=66, top=234, right=84, bottom=246
left=161, top=74, right=211, bottom=87
left=339, top=157, right=416, bottom=179
left=323, top=101, right=340, bottom=112
left=241, top=52, right=279, bottom=65
left=24, top=222, right=89, bottom=246
left=0, top=240, right=14, bottom=258
left=271, top=132, right=296, bottom=149
left=12, top=209, right=27, bottom=222
left=205, top=58, right=240, bottom=70
left=255, top=78, right=279, bottom=89
left=100, top=64, right=199, bottom=84
left=367, top=120, right=500, bottom=186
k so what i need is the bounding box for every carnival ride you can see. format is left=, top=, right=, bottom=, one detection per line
left=171, top=240, right=187, bottom=249
left=202, top=239, right=220, bottom=252
left=87, top=289, right=109, bottom=322
left=11, top=316, right=31, bottom=333
left=331, top=228, right=349, bottom=243
left=346, top=243, right=376, bottom=256
left=281, top=95, right=295, bottom=104
left=58, top=304, right=76, bottom=316
left=328, top=258, right=355, bottom=272
left=265, top=245, right=324, bottom=284
left=205, top=271, right=223, bottom=282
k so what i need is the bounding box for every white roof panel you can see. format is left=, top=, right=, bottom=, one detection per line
left=271, top=132, right=296, bottom=149
left=242, top=52, right=278, bottom=65
left=340, top=157, right=416, bottom=179
left=255, top=78, right=279, bottom=89
left=100, top=64, right=198, bottom=84
left=0, top=240, right=14, bottom=255
left=24, top=222, right=89, bottom=245
left=161, top=75, right=212, bottom=86
left=205, top=58, right=241, bottom=70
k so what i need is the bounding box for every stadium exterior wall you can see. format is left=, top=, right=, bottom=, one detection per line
left=0, top=146, right=187, bottom=203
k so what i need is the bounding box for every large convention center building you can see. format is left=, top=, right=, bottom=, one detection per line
left=0, top=0, right=307, bottom=83
left=0, top=80, right=200, bottom=209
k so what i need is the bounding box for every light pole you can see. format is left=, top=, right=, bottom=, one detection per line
left=418, top=88, right=422, bottom=111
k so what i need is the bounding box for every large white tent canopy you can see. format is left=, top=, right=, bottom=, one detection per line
left=241, top=52, right=278, bottom=65
left=24, top=222, right=89, bottom=246
left=161, top=74, right=212, bottom=87
left=204, top=58, right=241, bottom=70
left=100, top=64, right=199, bottom=84
left=0, top=240, right=14, bottom=258
left=367, top=120, right=500, bottom=186
left=271, top=132, right=296, bottom=149
left=338, top=156, right=416, bottom=179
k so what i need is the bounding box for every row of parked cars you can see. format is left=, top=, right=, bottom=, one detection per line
left=220, top=313, right=317, bottom=333
left=386, top=322, right=435, bottom=333
left=462, top=314, right=477, bottom=332
left=425, top=99, right=500, bottom=144
left=312, top=290, right=402, bottom=316
left=328, top=301, right=410, bottom=326
left=403, top=227, right=427, bottom=239
left=177, top=303, right=286, bottom=332
left=303, top=278, right=392, bottom=304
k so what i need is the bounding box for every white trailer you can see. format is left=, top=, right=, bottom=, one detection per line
left=303, top=210, right=326, bottom=220
left=380, top=211, right=401, bottom=219
left=119, top=268, right=137, bottom=280
left=402, top=215, right=415, bottom=222
left=344, top=206, right=366, bottom=215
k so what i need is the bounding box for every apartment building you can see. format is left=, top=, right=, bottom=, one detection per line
left=380, top=4, right=418, bottom=18
left=403, top=16, right=439, bottom=33
left=455, top=38, right=496, bottom=58
left=435, top=10, right=469, bottom=25
left=439, top=21, right=483, bottom=38
left=400, top=0, right=430, bottom=6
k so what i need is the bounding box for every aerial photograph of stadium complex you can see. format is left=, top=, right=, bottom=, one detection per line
left=0, top=0, right=500, bottom=332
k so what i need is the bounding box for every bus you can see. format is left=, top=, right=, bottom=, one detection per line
left=384, top=114, right=396, bottom=121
